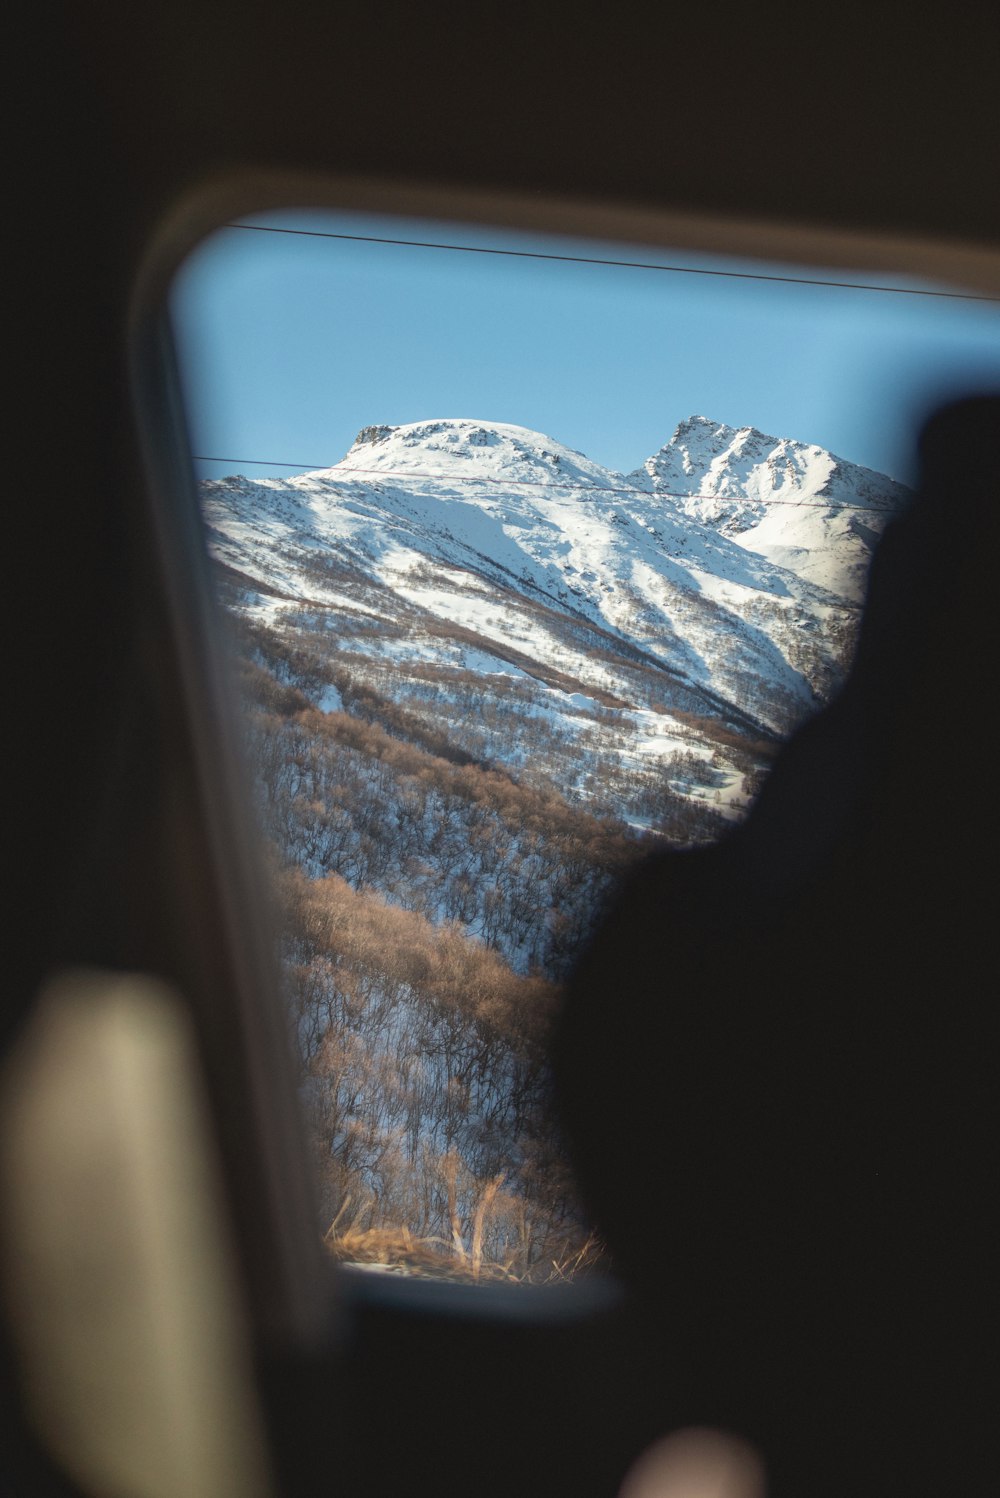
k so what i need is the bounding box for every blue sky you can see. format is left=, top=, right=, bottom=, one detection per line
left=171, top=209, right=1000, bottom=488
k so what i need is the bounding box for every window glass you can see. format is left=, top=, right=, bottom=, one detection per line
left=170, top=212, right=1000, bottom=1280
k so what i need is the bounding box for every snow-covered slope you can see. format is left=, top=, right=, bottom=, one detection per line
left=334, top=418, right=618, bottom=489
left=201, top=416, right=911, bottom=822
left=630, top=415, right=911, bottom=600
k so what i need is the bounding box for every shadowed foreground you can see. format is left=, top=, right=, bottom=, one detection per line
left=553, top=397, right=999, bottom=1497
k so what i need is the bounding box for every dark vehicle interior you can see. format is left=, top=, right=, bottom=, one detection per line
left=5, top=6, right=998, bottom=1496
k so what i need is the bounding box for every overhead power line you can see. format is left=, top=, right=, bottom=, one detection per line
left=197, top=456, right=328, bottom=471
left=226, top=222, right=1000, bottom=303
left=194, top=455, right=903, bottom=514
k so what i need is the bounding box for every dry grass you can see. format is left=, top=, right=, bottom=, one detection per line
left=323, top=1219, right=607, bottom=1284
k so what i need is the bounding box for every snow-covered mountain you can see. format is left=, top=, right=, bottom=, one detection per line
left=630, top=414, right=911, bottom=601
left=203, top=416, right=909, bottom=750
left=200, top=417, right=912, bottom=1274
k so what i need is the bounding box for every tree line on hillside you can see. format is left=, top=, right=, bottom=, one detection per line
left=229, top=612, right=674, bottom=973
left=244, top=691, right=638, bottom=976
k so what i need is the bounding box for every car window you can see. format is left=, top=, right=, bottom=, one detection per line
left=169, top=211, right=1000, bottom=1281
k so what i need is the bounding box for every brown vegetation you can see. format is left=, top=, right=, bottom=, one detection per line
left=276, top=865, right=595, bottom=1277
left=218, top=605, right=771, bottom=1279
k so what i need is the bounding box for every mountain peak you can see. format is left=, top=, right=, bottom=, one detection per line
left=329, top=418, right=617, bottom=489
left=662, top=415, right=780, bottom=462
left=637, top=416, right=910, bottom=512
left=671, top=413, right=741, bottom=443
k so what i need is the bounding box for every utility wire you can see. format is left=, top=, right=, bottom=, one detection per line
left=197, top=457, right=328, bottom=471
left=194, top=455, right=903, bottom=513
left=227, top=222, right=1000, bottom=303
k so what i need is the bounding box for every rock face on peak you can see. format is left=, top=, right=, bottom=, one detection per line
left=353, top=423, right=397, bottom=447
